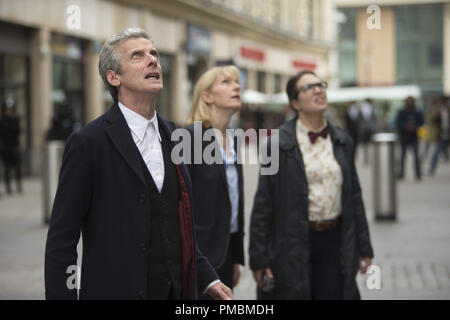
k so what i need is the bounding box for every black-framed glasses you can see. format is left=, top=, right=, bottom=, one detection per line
left=298, top=81, right=328, bottom=93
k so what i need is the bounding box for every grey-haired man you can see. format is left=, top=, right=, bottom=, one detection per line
left=45, top=28, right=232, bottom=300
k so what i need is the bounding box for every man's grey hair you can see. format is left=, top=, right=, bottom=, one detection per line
left=98, top=28, right=153, bottom=102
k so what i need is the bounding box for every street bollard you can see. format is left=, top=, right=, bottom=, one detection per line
left=372, top=133, right=397, bottom=221
left=42, top=140, right=65, bottom=224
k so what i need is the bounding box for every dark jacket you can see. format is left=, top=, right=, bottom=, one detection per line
left=0, top=115, right=20, bottom=149
left=0, top=115, right=21, bottom=164
left=45, top=103, right=218, bottom=299
left=395, top=108, right=424, bottom=142
left=249, top=117, right=374, bottom=299
left=185, top=124, right=245, bottom=269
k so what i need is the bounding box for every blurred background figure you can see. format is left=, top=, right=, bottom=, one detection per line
left=359, top=98, right=377, bottom=165
left=421, top=96, right=441, bottom=163
left=429, top=95, right=450, bottom=176
left=0, top=98, right=22, bottom=194
left=396, top=96, right=424, bottom=180
left=345, top=100, right=360, bottom=159
left=46, top=98, right=79, bottom=142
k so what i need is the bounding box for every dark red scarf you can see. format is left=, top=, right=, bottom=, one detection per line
left=174, top=165, right=195, bottom=299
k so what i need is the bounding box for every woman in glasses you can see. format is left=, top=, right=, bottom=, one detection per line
left=185, top=65, right=245, bottom=299
left=249, top=70, right=374, bottom=300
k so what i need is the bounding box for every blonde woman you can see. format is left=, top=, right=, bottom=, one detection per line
left=185, top=66, right=245, bottom=299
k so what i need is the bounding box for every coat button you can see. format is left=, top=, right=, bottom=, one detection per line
left=138, top=194, right=146, bottom=203
left=139, top=290, right=145, bottom=299
left=160, top=200, right=167, bottom=208
left=140, top=242, right=147, bottom=252
left=166, top=278, right=172, bottom=286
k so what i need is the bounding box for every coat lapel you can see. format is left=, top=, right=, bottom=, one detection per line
left=280, top=117, right=306, bottom=174
left=157, top=113, right=194, bottom=199
left=104, top=103, right=146, bottom=187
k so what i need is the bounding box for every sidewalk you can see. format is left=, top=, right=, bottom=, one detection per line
left=234, top=145, right=450, bottom=299
left=0, top=145, right=449, bottom=299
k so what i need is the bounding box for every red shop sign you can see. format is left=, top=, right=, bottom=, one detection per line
left=292, top=60, right=316, bottom=70
left=240, top=46, right=265, bottom=62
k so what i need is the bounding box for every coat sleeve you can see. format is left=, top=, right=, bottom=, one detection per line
left=195, top=243, right=220, bottom=293
left=249, top=140, right=275, bottom=270
left=348, top=138, right=374, bottom=258
left=44, top=131, right=93, bottom=299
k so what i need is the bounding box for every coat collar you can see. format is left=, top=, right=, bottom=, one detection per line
left=279, top=116, right=346, bottom=151
left=104, top=102, right=179, bottom=187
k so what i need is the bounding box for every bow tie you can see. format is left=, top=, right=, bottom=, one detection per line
left=308, top=127, right=329, bottom=144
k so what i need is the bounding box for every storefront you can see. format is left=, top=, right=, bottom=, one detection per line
left=0, top=21, right=31, bottom=174
left=186, top=24, right=212, bottom=96
left=51, top=34, right=87, bottom=129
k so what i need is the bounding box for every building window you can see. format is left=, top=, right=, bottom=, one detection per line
left=156, top=53, right=174, bottom=120
left=51, top=34, right=86, bottom=126
left=305, top=0, right=313, bottom=38
left=257, top=71, right=266, bottom=92
left=273, top=73, right=281, bottom=93
left=271, top=0, right=281, bottom=27
left=395, top=4, right=443, bottom=96
left=0, top=54, right=30, bottom=158
left=337, top=8, right=357, bottom=87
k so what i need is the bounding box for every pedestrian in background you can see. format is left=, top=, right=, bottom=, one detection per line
left=185, top=65, right=245, bottom=299
left=395, top=96, right=424, bottom=180
left=359, top=98, right=377, bottom=165
left=249, top=70, right=374, bottom=300
left=0, top=98, right=22, bottom=194
left=421, top=96, right=440, bottom=163
left=429, top=95, right=450, bottom=175
left=46, top=98, right=77, bottom=142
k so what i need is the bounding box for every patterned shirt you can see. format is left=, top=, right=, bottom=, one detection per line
left=296, top=118, right=343, bottom=222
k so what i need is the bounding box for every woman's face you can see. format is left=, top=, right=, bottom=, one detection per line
left=291, top=73, right=328, bottom=115
left=203, top=73, right=241, bottom=111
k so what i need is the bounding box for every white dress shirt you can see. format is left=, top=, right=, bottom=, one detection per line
left=118, top=102, right=164, bottom=192
left=296, top=118, right=343, bottom=222
left=220, top=131, right=239, bottom=234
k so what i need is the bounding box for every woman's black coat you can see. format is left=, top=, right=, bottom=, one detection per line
left=249, top=117, right=374, bottom=299
left=185, top=124, right=245, bottom=269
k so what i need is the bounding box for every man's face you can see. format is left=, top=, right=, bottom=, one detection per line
left=110, top=37, right=163, bottom=98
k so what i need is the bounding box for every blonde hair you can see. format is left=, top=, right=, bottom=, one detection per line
left=186, top=65, right=240, bottom=128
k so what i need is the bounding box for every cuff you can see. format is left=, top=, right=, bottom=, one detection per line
left=202, top=279, right=221, bottom=295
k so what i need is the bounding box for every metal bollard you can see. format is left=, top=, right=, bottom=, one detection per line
left=42, top=141, right=65, bottom=224
left=372, top=133, right=398, bottom=221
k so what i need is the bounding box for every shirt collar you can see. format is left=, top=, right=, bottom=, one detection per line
left=118, top=102, right=162, bottom=143
left=296, top=117, right=327, bottom=135
left=223, top=131, right=236, bottom=164
left=213, top=129, right=236, bottom=164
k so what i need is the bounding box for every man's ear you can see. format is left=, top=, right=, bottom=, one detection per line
left=106, top=70, right=120, bottom=87
left=201, top=91, right=213, bottom=105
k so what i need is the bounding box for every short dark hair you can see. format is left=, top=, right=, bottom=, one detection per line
left=286, top=70, right=318, bottom=110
